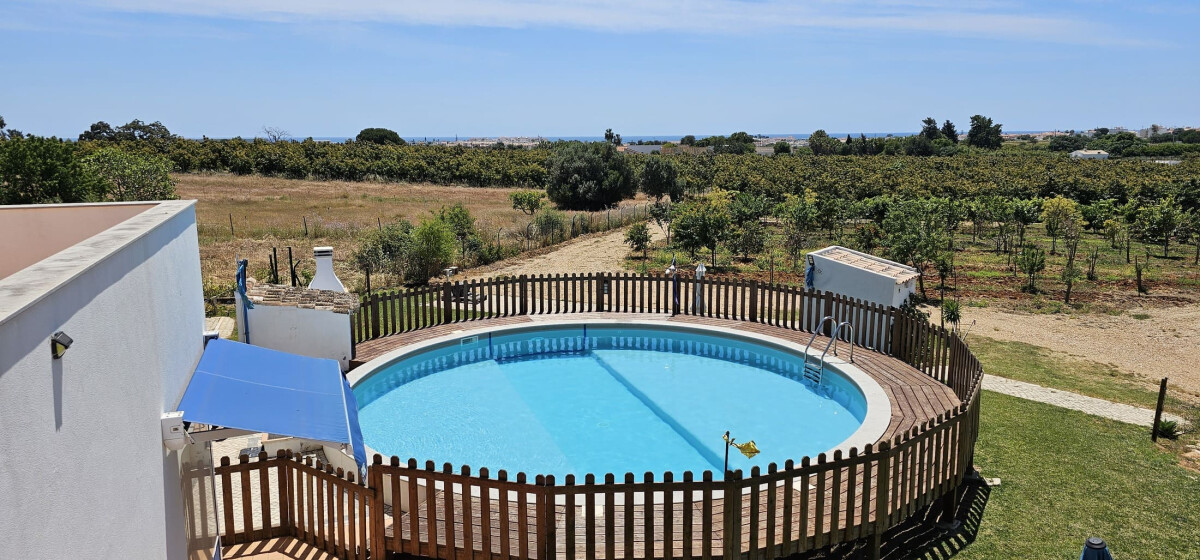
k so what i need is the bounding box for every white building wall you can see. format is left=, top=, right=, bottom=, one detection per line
left=236, top=302, right=354, bottom=370
left=0, top=204, right=205, bottom=560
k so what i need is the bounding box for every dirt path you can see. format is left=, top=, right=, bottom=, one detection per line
left=464, top=225, right=666, bottom=279
left=938, top=305, right=1200, bottom=396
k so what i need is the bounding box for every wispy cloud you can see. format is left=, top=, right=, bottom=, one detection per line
left=46, top=0, right=1146, bottom=46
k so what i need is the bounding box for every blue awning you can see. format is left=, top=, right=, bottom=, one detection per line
left=178, top=339, right=367, bottom=472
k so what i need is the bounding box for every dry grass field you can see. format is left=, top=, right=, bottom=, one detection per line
left=178, top=173, right=648, bottom=292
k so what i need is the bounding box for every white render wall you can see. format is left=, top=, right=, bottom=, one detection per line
left=236, top=302, right=354, bottom=371
left=810, top=253, right=915, bottom=308
left=0, top=203, right=205, bottom=560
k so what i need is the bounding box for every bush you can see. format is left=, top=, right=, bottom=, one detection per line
left=1155, top=419, right=1182, bottom=440
left=533, top=208, right=566, bottom=242
left=82, top=147, right=177, bottom=201
left=405, top=219, right=456, bottom=283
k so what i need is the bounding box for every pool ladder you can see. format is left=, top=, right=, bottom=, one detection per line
left=803, top=317, right=855, bottom=386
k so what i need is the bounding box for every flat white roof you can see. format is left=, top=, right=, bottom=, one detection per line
left=809, top=246, right=920, bottom=283
left=0, top=200, right=196, bottom=327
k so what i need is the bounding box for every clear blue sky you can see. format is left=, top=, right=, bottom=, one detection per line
left=2, top=1, right=1197, bottom=139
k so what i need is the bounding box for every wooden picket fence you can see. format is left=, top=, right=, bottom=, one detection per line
left=220, top=273, right=984, bottom=560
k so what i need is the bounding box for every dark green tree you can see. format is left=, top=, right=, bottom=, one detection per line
left=919, top=117, right=941, bottom=140
left=545, top=141, right=636, bottom=210
left=0, top=136, right=105, bottom=204
left=355, top=128, right=405, bottom=145
left=679, top=135, right=696, bottom=146
left=773, top=141, right=791, bottom=154
left=807, top=130, right=840, bottom=156
left=639, top=157, right=682, bottom=202
left=966, top=115, right=1003, bottom=149
left=940, top=120, right=958, bottom=143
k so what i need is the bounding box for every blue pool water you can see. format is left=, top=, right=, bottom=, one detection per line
left=354, top=325, right=867, bottom=477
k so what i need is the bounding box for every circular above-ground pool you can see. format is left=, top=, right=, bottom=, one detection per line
left=350, top=321, right=889, bottom=478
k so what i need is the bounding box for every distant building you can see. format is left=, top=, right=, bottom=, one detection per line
left=1070, top=149, right=1109, bottom=160
left=623, top=144, right=662, bottom=155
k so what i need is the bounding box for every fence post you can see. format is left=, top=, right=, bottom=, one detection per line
left=870, top=441, right=892, bottom=560
left=442, top=282, right=453, bottom=324
left=368, top=293, right=380, bottom=340
left=722, top=470, right=742, bottom=559
left=369, top=457, right=386, bottom=559
left=519, top=275, right=528, bottom=315
left=748, top=280, right=758, bottom=323
left=1152, top=377, right=1168, bottom=442
left=596, top=274, right=606, bottom=313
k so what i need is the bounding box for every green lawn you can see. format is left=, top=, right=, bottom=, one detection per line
left=955, top=392, right=1200, bottom=560
left=967, top=336, right=1199, bottom=424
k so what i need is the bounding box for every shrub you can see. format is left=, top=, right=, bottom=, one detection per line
left=0, top=136, right=105, bottom=204
left=624, top=222, right=651, bottom=259
left=1155, top=419, right=1182, bottom=440
left=405, top=219, right=456, bottom=283
left=83, top=147, right=177, bottom=201
left=533, top=208, right=566, bottom=243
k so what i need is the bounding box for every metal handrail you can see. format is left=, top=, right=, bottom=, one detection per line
left=804, top=316, right=836, bottom=356
left=818, top=321, right=846, bottom=366
left=834, top=321, right=855, bottom=363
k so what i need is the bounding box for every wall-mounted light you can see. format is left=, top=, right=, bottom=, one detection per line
left=50, top=331, right=73, bottom=359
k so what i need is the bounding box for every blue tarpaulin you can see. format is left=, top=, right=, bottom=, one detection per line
left=178, top=339, right=367, bottom=473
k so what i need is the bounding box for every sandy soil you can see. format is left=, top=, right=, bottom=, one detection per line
left=465, top=225, right=666, bottom=279
left=934, top=304, right=1200, bottom=397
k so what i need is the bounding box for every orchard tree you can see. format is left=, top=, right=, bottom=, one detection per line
left=1016, top=244, right=1046, bottom=293
left=773, top=141, right=792, bottom=154
left=1041, top=195, right=1081, bottom=254
left=509, top=190, right=547, bottom=215
left=729, top=221, right=766, bottom=260
left=881, top=199, right=949, bottom=298
left=545, top=141, right=636, bottom=210
left=1135, top=196, right=1182, bottom=258
left=648, top=201, right=675, bottom=242
left=781, top=192, right=818, bottom=268
left=624, top=222, right=652, bottom=260
left=673, top=189, right=731, bottom=267
left=966, top=115, right=1003, bottom=149
left=639, top=156, right=682, bottom=202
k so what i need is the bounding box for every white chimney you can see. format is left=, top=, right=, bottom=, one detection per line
left=308, top=247, right=346, bottom=292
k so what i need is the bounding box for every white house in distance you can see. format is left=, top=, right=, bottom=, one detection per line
left=0, top=201, right=208, bottom=559
left=1070, top=149, right=1109, bottom=160
left=805, top=245, right=919, bottom=308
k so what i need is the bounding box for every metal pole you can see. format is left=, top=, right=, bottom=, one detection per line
left=1152, top=377, right=1168, bottom=441
left=723, top=431, right=730, bottom=476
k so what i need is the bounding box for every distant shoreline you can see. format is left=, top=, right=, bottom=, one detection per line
left=182, top=131, right=1069, bottom=143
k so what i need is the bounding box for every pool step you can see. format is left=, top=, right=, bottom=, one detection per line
left=803, top=362, right=822, bottom=385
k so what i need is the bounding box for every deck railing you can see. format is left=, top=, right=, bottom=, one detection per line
left=220, top=273, right=984, bottom=559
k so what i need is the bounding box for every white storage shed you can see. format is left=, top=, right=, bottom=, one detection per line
left=805, top=246, right=919, bottom=308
